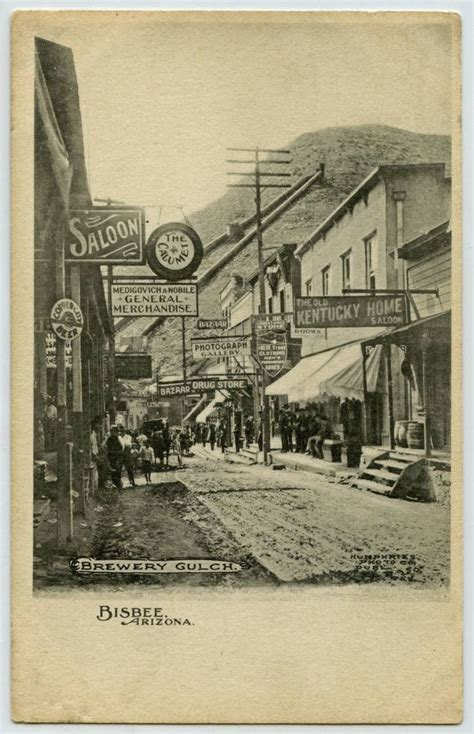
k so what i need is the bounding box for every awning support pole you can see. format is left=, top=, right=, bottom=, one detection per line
left=421, top=334, right=432, bottom=458
left=361, top=344, right=370, bottom=444
left=384, top=344, right=395, bottom=450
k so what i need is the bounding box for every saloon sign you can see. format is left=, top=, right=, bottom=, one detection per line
left=294, top=295, right=409, bottom=329
left=66, top=208, right=145, bottom=264
left=254, top=314, right=287, bottom=377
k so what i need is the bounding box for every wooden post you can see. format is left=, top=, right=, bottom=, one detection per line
left=70, top=266, right=85, bottom=514
left=55, top=216, right=70, bottom=547
left=361, top=343, right=370, bottom=444
left=181, top=316, right=187, bottom=422
left=384, top=344, right=395, bottom=450
left=421, top=333, right=432, bottom=458
left=107, top=265, right=116, bottom=424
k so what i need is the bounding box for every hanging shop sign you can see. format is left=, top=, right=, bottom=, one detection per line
left=111, top=282, right=198, bottom=317
left=191, top=335, right=251, bottom=360
left=66, top=208, right=145, bottom=264
left=254, top=321, right=288, bottom=378
left=145, top=222, right=203, bottom=281
left=253, top=314, right=287, bottom=334
left=291, top=325, right=326, bottom=338
left=45, top=332, right=72, bottom=369
left=294, top=294, right=409, bottom=329
left=156, top=377, right=250, bottom=398
left=115, top=353, right=152, bottom=379
left=50, top=298, right=83, bottom=341
left=197, top=318, right=228, bottom=330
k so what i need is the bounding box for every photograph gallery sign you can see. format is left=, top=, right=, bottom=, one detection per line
left=111, top=283, right=198, bottom=317
left=191, top=336, right=251, bottom=360
left=294, top=294, right=409, bottom=329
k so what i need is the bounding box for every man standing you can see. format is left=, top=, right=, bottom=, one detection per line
left=279, top=405, right=289, bottom=452
left=43, top=396, right=57, bottom=451
left=106, top=425, right=123, bottom=488
left=208, top=422, right=216, bottom=451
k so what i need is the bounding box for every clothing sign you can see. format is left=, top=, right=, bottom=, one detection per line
left=111, top=283, right=198, bottom=317
left=156, top=377, right=249, bottom=398
left=197, top=318, right=228, bottom=330
left=115, top=354, right=152, bottom=379
left=66, top=208, right=145, bottom=264
left=255, top=328, right=287, bottom=377
left=294, top=295, right=409, bottom=329
left=191, top=336, right=251, bottom=360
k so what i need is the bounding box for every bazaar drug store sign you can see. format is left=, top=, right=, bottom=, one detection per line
left=115, top=354, right=152, bottom=379
left=157, top=377, right=249, bottom=398
left=111, top=283, right=198, bottom=317
left=294, top=294, right=409, bottom=329
left=191, top=336, right=251, bottom=360
left=66, top=208, right=145, bottom=264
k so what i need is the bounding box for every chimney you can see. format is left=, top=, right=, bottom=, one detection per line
left=227, top=222, right=244, bottom=241
left=319, top=163, right=325, bottom=179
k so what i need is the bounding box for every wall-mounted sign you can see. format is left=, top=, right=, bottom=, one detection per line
left=291, top=325, right=326, bottom=338
left=50, top=298, right=83, bottom=341
left=115, top=353, right=152, bottom=379
left=145, top=222, right=203, bottom=281
left=156, top=377, right=249, bottom=398
left=45, top=332, right=72, bottom=368
left=191, top=335, right=251, bottom=360
left=253, top=314, right=286, bottom=334
left=294, top=295, right=409, bottom=329
left=254, top=319, right=287, bottom=378
left=111, top=283, right=198, bottom=317
left=197, top=318, right=228, bottom=330
left=66, top=208, right=145, bottom=264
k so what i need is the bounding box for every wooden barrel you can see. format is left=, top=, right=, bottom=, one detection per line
left=407, top=421, right=424, bottom=449
left=394, top=420, right=410, bottom=448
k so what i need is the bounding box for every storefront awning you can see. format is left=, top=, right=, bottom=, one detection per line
left=266, top=341, right=383, bottom=403
left=195, top=390, right=229, bottom=423
left=183, top=395, right=207, bottom=424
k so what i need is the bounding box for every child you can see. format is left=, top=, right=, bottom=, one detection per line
left=140, top=440, right=155, bottom=484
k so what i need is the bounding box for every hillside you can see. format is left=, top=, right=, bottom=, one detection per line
left=189, top=124, right=451, bottom=242
left=117, top=124, right=451, bottom=379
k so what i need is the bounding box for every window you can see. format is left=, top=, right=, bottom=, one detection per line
left=365, top=233, right=378, bottom=290
left=321, top=265, right=330, bottom=296
left=305, top=278, right=313, bottom=296
left=279, top=289, right=285, bottom=314
left=341, top=250, right=351, bottom=291
left=268, top=296, right=273, bottom=313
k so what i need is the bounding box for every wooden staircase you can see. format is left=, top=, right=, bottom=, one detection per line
left=354, top=450, right=427, bottom=500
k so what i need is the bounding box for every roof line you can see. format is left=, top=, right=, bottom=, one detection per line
left=295, top=162, right=448, bottom=258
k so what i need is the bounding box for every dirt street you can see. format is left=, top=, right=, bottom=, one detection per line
left=34, top=447, right=450, bottom=589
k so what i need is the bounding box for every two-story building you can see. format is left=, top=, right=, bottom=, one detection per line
left=267, top=163, right=451, bottom=457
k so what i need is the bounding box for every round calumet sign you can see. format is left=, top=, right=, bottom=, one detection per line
left=145, top=222, right=203, bottom=281
left=50, top=298, right=83, bottom=342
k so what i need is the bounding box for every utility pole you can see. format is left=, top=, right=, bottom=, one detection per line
left=227, top=147, right=291, bottom=462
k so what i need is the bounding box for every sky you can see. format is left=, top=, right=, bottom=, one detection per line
left=41, top=13, right=455, bottom=219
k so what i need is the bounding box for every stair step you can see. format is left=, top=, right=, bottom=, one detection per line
left=355, top=478, right=395, bottom=495
left=376, top=459, right=409, bottom=472
left=388, top=453, right=416, bottom=463
left=362, top=468, right=398, bottom=483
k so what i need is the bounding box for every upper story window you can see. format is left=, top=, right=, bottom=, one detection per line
left=268, top=296, right=273, bottom=314
left=365, top=233, right=378, bottom=291
left=341, top=250, right=352, bottom=291
left=305, top=278, right=313, bottom=296
left=279, top=289, right=285, bottom=314
left=321, top=265, right=330, bottom=296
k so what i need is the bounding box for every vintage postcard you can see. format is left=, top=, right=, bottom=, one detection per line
left=11, top=10, right=462, bottom=724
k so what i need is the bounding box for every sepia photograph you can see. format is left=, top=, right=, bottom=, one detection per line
left=10, top=8, right=463, bottom=724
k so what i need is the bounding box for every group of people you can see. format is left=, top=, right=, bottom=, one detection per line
left=278, top=405, right=333, bottom=459
left=90, top=418, right=188, bottom=490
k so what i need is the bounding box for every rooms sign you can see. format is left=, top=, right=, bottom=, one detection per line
left=294, top=295, right=409, bottom=329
